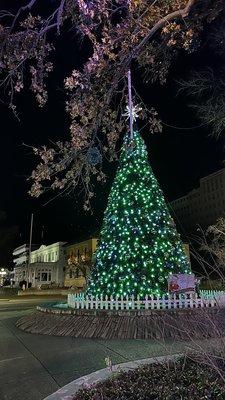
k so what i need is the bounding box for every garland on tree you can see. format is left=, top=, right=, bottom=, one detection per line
left=87, top=131, right=190, bottom=297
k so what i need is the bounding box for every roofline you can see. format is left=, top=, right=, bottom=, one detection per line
left=31, top=242, right=67, bottom=252
left=170, top=167, right=225, bottom=203
left=65, top=237, right=98, bottom=248
left=201, top=167, right=225, bottom=181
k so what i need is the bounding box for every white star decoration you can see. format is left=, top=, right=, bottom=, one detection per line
left=122, top=104, right=143, bottom=122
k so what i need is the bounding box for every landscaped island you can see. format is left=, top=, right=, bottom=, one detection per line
left=73, top=357, right=225, bottom=400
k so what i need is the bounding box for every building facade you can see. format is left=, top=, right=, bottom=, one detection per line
left=29, top=242, right=66, bottom=287
left=13, top=242, right=66, bottom=288
left=64, top=238, right=98, bottom=288
left=169, top=168, right=225, bottom=233
left=13, top=244, right=31, bottom=286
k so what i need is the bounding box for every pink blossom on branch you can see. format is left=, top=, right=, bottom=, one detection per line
left=0, top=0, right=223, bottom=206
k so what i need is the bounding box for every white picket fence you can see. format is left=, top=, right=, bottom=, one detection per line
left=67, top=290, right=225, bottom=311
left=200, top=290, right=225, bottom=299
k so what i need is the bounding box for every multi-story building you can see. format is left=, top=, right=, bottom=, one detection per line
left=64, top=238, right=98, bottom=288
left=169, top=168, right=225, bottom=233
left=13, top=242, right=66, bottom=288
left=13, top=244, right=31, bottom=286
left=29, top=242, right=66, bottom=287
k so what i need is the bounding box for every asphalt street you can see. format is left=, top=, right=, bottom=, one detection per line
left=0, top=297, right=218, bottom=400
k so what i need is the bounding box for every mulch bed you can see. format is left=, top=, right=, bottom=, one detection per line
left=16, top=307, right=225, bottom=340
left=73, top=357, right=225, bottom=399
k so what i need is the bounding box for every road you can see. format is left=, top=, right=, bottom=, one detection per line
left=0, top=297, right=215, bottom=400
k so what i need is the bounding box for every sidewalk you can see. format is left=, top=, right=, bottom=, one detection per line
left=0, top=302, right=222, bottom=400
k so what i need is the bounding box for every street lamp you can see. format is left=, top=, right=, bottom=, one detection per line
left=0, top=268, right=7, bottom=276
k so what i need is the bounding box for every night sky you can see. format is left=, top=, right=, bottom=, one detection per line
left=0, top=3, right=224, bottom=265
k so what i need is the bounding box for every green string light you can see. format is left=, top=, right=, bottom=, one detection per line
left=87, top=131, right=190, bottom=298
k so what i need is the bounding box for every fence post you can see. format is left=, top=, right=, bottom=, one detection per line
left=74, top=299, right=79, bottom=308
left=90, top=295, right=93, bottom=309
left=178, top=294, right=182, bottom=309
left=145, top=295, right=148, bottom=310
left=85, top=295, right=89, bottom=309
left=110, top=295, right=114, bottom=310
left=156, top=295, right=160, bottom=310
left=100, top=294, right=103, bottom=310
left=137, top=295, right=140, bottom=310
left=151, top=295, right=155, bottom=310
left=131, top=294, right=135, bottom=310
left=81, top=295, right=85, bottom=309
left=183, top=293, right=186, bottom=308
left=121, top=295, right=124, bottom=310
left=105, top=295, right=109, bottom=310
left=162, top=294, right=166, bottom=310
left=76, top=296, right=80, bottom=309
left=96, top=295, right=99, bottom=309
left=67, top=294, right=71, bottom=307
left=167, top=294, right=171, bottom=310
left=126, top=295, right=129, bottom=310
left=115, top=295, right=119, bottom=311
left=71, top=295, right=74, bottom=309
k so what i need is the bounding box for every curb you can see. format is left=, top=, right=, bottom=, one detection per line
left=43, top=353, right=182, bottom=400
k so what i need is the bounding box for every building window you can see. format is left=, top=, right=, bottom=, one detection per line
left=41, top=272, right=48, bottom=281
left=48, top=254, right=51, bottom=262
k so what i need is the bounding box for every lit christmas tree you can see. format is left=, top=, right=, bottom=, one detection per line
left=88, top=132, right=190, bottom=297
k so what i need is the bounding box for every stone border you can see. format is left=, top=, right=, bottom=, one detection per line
left=37, top=304, right=73, bottom=314
left=43, top=353, right=182, bottom=400
left=17, top=306, right=224, bottom=339
left=37, top=303, right=219, bottom=316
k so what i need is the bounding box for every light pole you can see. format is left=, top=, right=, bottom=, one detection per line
left=28, top=213, right=34, bottom=286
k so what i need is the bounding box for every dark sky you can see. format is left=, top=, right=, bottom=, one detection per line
left=0, top=3, right=224, bottom=255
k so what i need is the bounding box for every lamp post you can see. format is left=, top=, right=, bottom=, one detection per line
left=28, top=213, right=34, bottom=286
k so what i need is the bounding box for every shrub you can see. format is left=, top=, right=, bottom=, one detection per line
left=73, top=357, right=225, bottom=400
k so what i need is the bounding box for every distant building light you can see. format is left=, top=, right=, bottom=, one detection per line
left=0, top=269, right=7, bottom=275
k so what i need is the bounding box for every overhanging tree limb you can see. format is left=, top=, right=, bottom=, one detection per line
left=132, top=0, right=196, bottom=60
